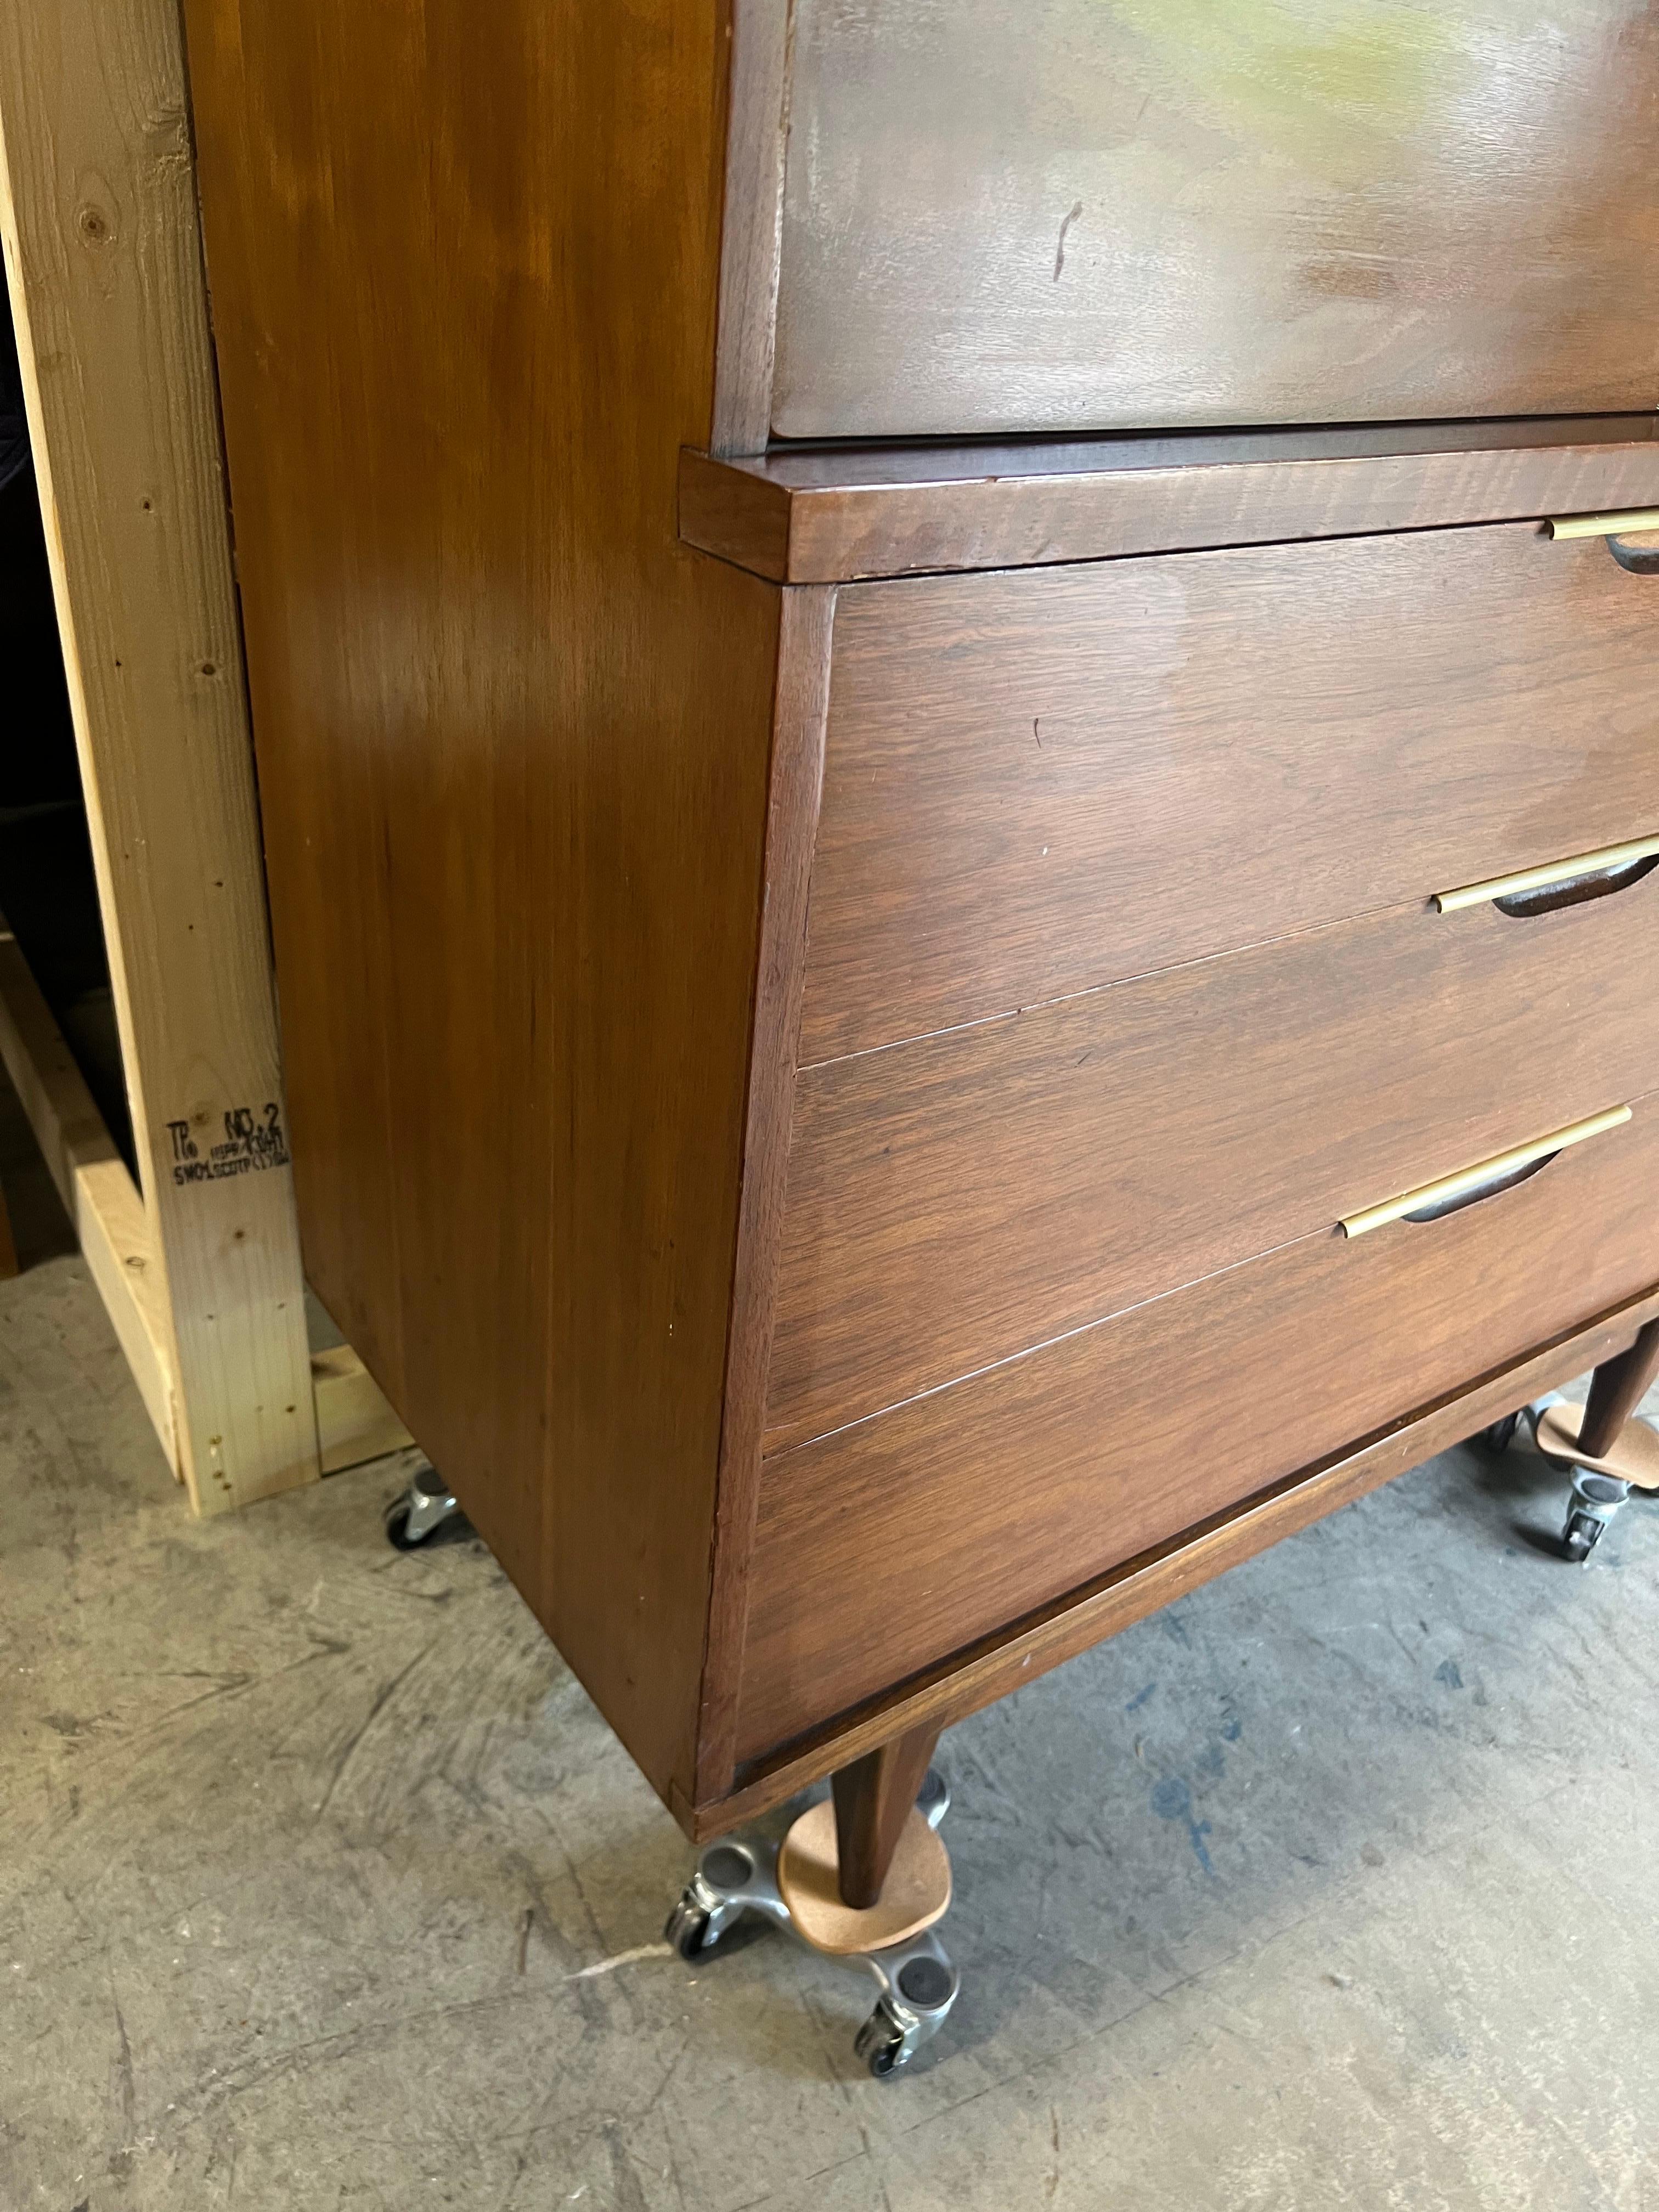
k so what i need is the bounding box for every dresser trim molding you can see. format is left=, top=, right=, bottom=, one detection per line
left=709, top=0, right=789, bottom=457
left=695, top=584, right=838, bottom=1802
left=681, top=417, right=1659, bottom=583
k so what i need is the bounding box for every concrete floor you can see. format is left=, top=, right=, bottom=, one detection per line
left=3, top=1094, right=1658, bottom=2211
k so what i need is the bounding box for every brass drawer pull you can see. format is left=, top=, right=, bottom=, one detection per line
left=1547, top=507, right=1659, bottom=539
left=1340, top=1105, right=1631, bottom=1240
left=1435, top=834, right=1659, bottom=917
left=1547, top=509, right=1659, bottom=574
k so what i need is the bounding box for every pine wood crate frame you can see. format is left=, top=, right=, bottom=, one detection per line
left=0, top=0, right=408, bottom=1509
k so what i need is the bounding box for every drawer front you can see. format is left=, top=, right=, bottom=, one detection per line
left=801, top=525, right=1659, bottom=1064
left=768, top=890, right=1659, bottom=1454
left=772, top=2, right=1659, bottom=441
left=738, top=1097, right=1659, bottom=1762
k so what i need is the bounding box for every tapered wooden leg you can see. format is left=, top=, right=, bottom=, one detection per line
left=830, top=1722, right=941, bottom=1910
left=1578, top=1319, right=1659, bottom=1459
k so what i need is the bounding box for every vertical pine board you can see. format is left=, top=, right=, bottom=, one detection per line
left=0, top=0, right=319, bottom=1510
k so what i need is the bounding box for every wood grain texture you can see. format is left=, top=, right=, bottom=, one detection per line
left=771, top=0, right=1659, bottom=438
left=801, top=524, right=1659, bottom=1061
left=185, top=1, right=782, bottom=1810
left=0, top=907, right=404, bottom=1481
left=1578, top=1317, right=1659, bottom=1459
left=710, top=0, right=789, bottom=456
left=679, top=422, right=1659, bottom=583
left=310, top=1345, right=414, bottom=1479
left=0, top=0, right=318, bottom=1512
left=692, top=1281, right=1659, bottom=1833
left=0, top=918, right=177, bottom=1464
left=770, top=892, right=1659, bottom=1453
left=740, top=1097, right=1659, bottom=1760
left=830, top=1721, right=941, bottom=1909
left=682, top=449, right=792, bottom=575
left=695, top=586, right=834, bottom=1804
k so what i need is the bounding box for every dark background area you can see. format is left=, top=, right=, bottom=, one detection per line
left=0, top=299, right=134, bottom=1170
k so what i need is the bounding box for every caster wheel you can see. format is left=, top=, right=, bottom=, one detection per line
left=664, top=1891, right=735, bottom=1961
left=383, top=1503, right=424, bottom=1552
left=1562, top=1511, right=1603, bottom=1565
left=854, top=2003, right=910, bottom=2079
left=383, top=1474, right=466, bottom=1552
left=1479, top=1412, right=1521, bottom=1455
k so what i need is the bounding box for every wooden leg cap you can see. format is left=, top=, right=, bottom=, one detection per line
left=776, top=1799, right=951, bottom=1956
left=1536, top=1401, right=1659, bottom=1489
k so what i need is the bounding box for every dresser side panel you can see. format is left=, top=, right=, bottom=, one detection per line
left=184, top=0, right=780, bottom=1808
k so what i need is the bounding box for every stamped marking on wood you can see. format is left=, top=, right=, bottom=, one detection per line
left=166, top=1103, right=291, bottom=1185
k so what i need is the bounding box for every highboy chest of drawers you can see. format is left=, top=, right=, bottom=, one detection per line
left=185, top=0, right=1659, bottom=2070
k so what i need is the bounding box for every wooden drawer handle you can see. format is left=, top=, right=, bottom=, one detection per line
left=1435, top=834, right=1659, bottom=917
left=1547, top=509, right=1659, bottom=574
left=1340, top=1105, right=1631, bottom=1240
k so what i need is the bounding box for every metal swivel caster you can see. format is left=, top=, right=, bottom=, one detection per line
left=664, top=1842, right=756, bottom=1961
left=1515, top=1389, right=1656, bottom=1565
left=850, top=1935, right=960, bottom=2078
left=1484, top=1391, right=1650, bottom=1564
left=1561, top=1468, right=1630, bottom=1565
left=384, top=1459, right=465, bottom=1550
left=663, top=1768, right=960, bottom=2078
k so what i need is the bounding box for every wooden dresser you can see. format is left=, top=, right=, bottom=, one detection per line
left=183, top=0, right=1659, bottom=2031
